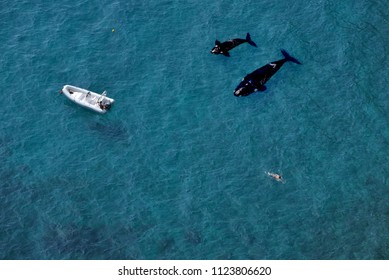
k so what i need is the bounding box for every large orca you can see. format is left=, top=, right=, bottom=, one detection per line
left=234, top=49, right=301, bottom=97
left=211, top=33, right=257, bottom=57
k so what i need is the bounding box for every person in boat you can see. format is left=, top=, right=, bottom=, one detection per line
left=98, top=101, right=111, bottom=110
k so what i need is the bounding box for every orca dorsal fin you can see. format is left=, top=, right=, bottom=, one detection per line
left=215, top=40, right=221, bottom=45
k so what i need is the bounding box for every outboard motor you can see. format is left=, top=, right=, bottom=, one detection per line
left=99, top=98, right=112, bottom=110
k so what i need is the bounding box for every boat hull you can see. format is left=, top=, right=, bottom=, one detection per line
left=61, top=85, right=114, bottom=114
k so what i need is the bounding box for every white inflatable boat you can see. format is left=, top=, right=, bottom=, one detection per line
left=61, top=85, right=115, bottom=114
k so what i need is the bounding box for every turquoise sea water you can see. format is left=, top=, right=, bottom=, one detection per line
left=0, top=0, right=388, bottom=259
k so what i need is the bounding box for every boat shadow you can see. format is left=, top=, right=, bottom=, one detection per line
left=87, top=119, right=130, bottom=143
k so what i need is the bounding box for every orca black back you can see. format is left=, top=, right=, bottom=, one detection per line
left=210, top=33, right=257, bottom=57
left=234, top=49, right=301, bottom=96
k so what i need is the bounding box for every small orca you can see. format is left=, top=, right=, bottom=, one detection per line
left=211, top=33, right=257, bottom=57
left=234, top=49, right=301, bottom=97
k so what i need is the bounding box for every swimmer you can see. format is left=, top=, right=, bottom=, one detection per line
left=266, top=171, right=284, bottom=183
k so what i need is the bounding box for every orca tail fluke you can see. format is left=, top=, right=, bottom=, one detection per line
left=281, top=49, right=302, bottom=65
left=246, top=33, right=257, bottom=47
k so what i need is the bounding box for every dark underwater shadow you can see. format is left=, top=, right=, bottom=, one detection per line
left=185, top=229, right=202, bottom=245
left=87, top=119, right=130, bottom=143
left=42, top=223, right=141, bottom=259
